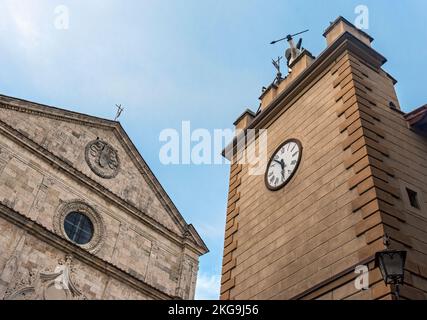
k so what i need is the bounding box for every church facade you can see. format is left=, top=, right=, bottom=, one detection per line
left=0, top=95, right=208, bottom=300
left=221, top=17, right=427, bottom=300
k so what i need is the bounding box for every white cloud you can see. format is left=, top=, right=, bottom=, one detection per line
left=1, top=0, right=45, bottom=49
left=195, top=273, right=221, bottom=300
left=197, top=223, right=225, bottom=241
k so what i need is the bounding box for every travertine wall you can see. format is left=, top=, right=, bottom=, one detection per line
left=0, top=218, right=150, bottom=300
left=298, top=48, right=427, bottom=301
left=353, top=58, right=427, bottom=299
left=0, top=103, right=201, bottom=300
left=0, top=106, right=180, bottom=233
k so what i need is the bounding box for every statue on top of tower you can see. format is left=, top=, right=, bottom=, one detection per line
left=271, top=29, right=309, bottom=74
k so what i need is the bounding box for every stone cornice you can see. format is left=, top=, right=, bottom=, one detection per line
left=0, top=202, right=176, bottom=300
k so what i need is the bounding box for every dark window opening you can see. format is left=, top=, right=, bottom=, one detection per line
left=406, top=188, right=420, bottom=209
left=64, top=212, right=94, bottom=245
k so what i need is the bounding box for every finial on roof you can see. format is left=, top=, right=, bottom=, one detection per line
left=272, top=56, right=283, bottom=84
left=114, top=104, right=124, bottom=121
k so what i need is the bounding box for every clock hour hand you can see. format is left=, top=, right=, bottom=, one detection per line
left=274, top=159, right=286, bottom=168
left=273, top=159, right=283, bottom=167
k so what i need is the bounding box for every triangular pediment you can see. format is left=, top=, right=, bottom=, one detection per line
left=0, top=94, right=208, bottom=254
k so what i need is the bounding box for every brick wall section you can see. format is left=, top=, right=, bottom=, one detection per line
left=333, top=52, right=398, bottom=299
left=348, top=58, right=427, bottom=300
left=220, top=162, right=242, bottom=300
left=369, top=85, right=427, bottom=300
left=298, top=260, right=392, bottom=300
left=334, top=51, right=427, bottom=299
left=299, top=49, right=427, bottom=300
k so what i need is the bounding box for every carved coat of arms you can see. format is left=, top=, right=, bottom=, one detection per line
left=85, top=139, right=120, bottom=179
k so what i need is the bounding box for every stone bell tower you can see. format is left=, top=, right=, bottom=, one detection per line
left=220, top=17, right=427, bottom=300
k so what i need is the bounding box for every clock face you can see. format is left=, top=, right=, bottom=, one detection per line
left=265, top=139, right=302, bottom=191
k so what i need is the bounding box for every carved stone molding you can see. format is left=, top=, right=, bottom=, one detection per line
left=0, top=147, right=11, bottom=174
left=3, top=270, right=37, bottom=300
left=54, top=200, right=106, bottom=254
left=144, top=243, right=159, bottom=284
left=176, top=254, right=197, bottom=299
left=3, top=255, right=87, bottom=300
left=0, top=203, right=173, bottom=299
left=0, top=235, right=26, bottom=299
left=85, top=139, right=120, bottom=179
left=28, top=177, right=54, bottom=221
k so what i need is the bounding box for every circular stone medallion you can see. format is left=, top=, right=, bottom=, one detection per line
left=85, top=139, right=120, bottom=179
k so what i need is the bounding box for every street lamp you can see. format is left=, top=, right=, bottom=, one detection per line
left=375, top=235, right=407, bottom=299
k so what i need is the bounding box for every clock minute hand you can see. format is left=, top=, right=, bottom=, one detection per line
left=280, top=159, right=286, bottom=180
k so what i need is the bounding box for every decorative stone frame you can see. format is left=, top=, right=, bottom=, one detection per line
left=85, top=139, right=121, bottom=179
left=54, top=201, right=106, bottom=254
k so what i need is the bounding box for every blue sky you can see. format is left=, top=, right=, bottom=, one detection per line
left=0, top=0, right=426, bottom=300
